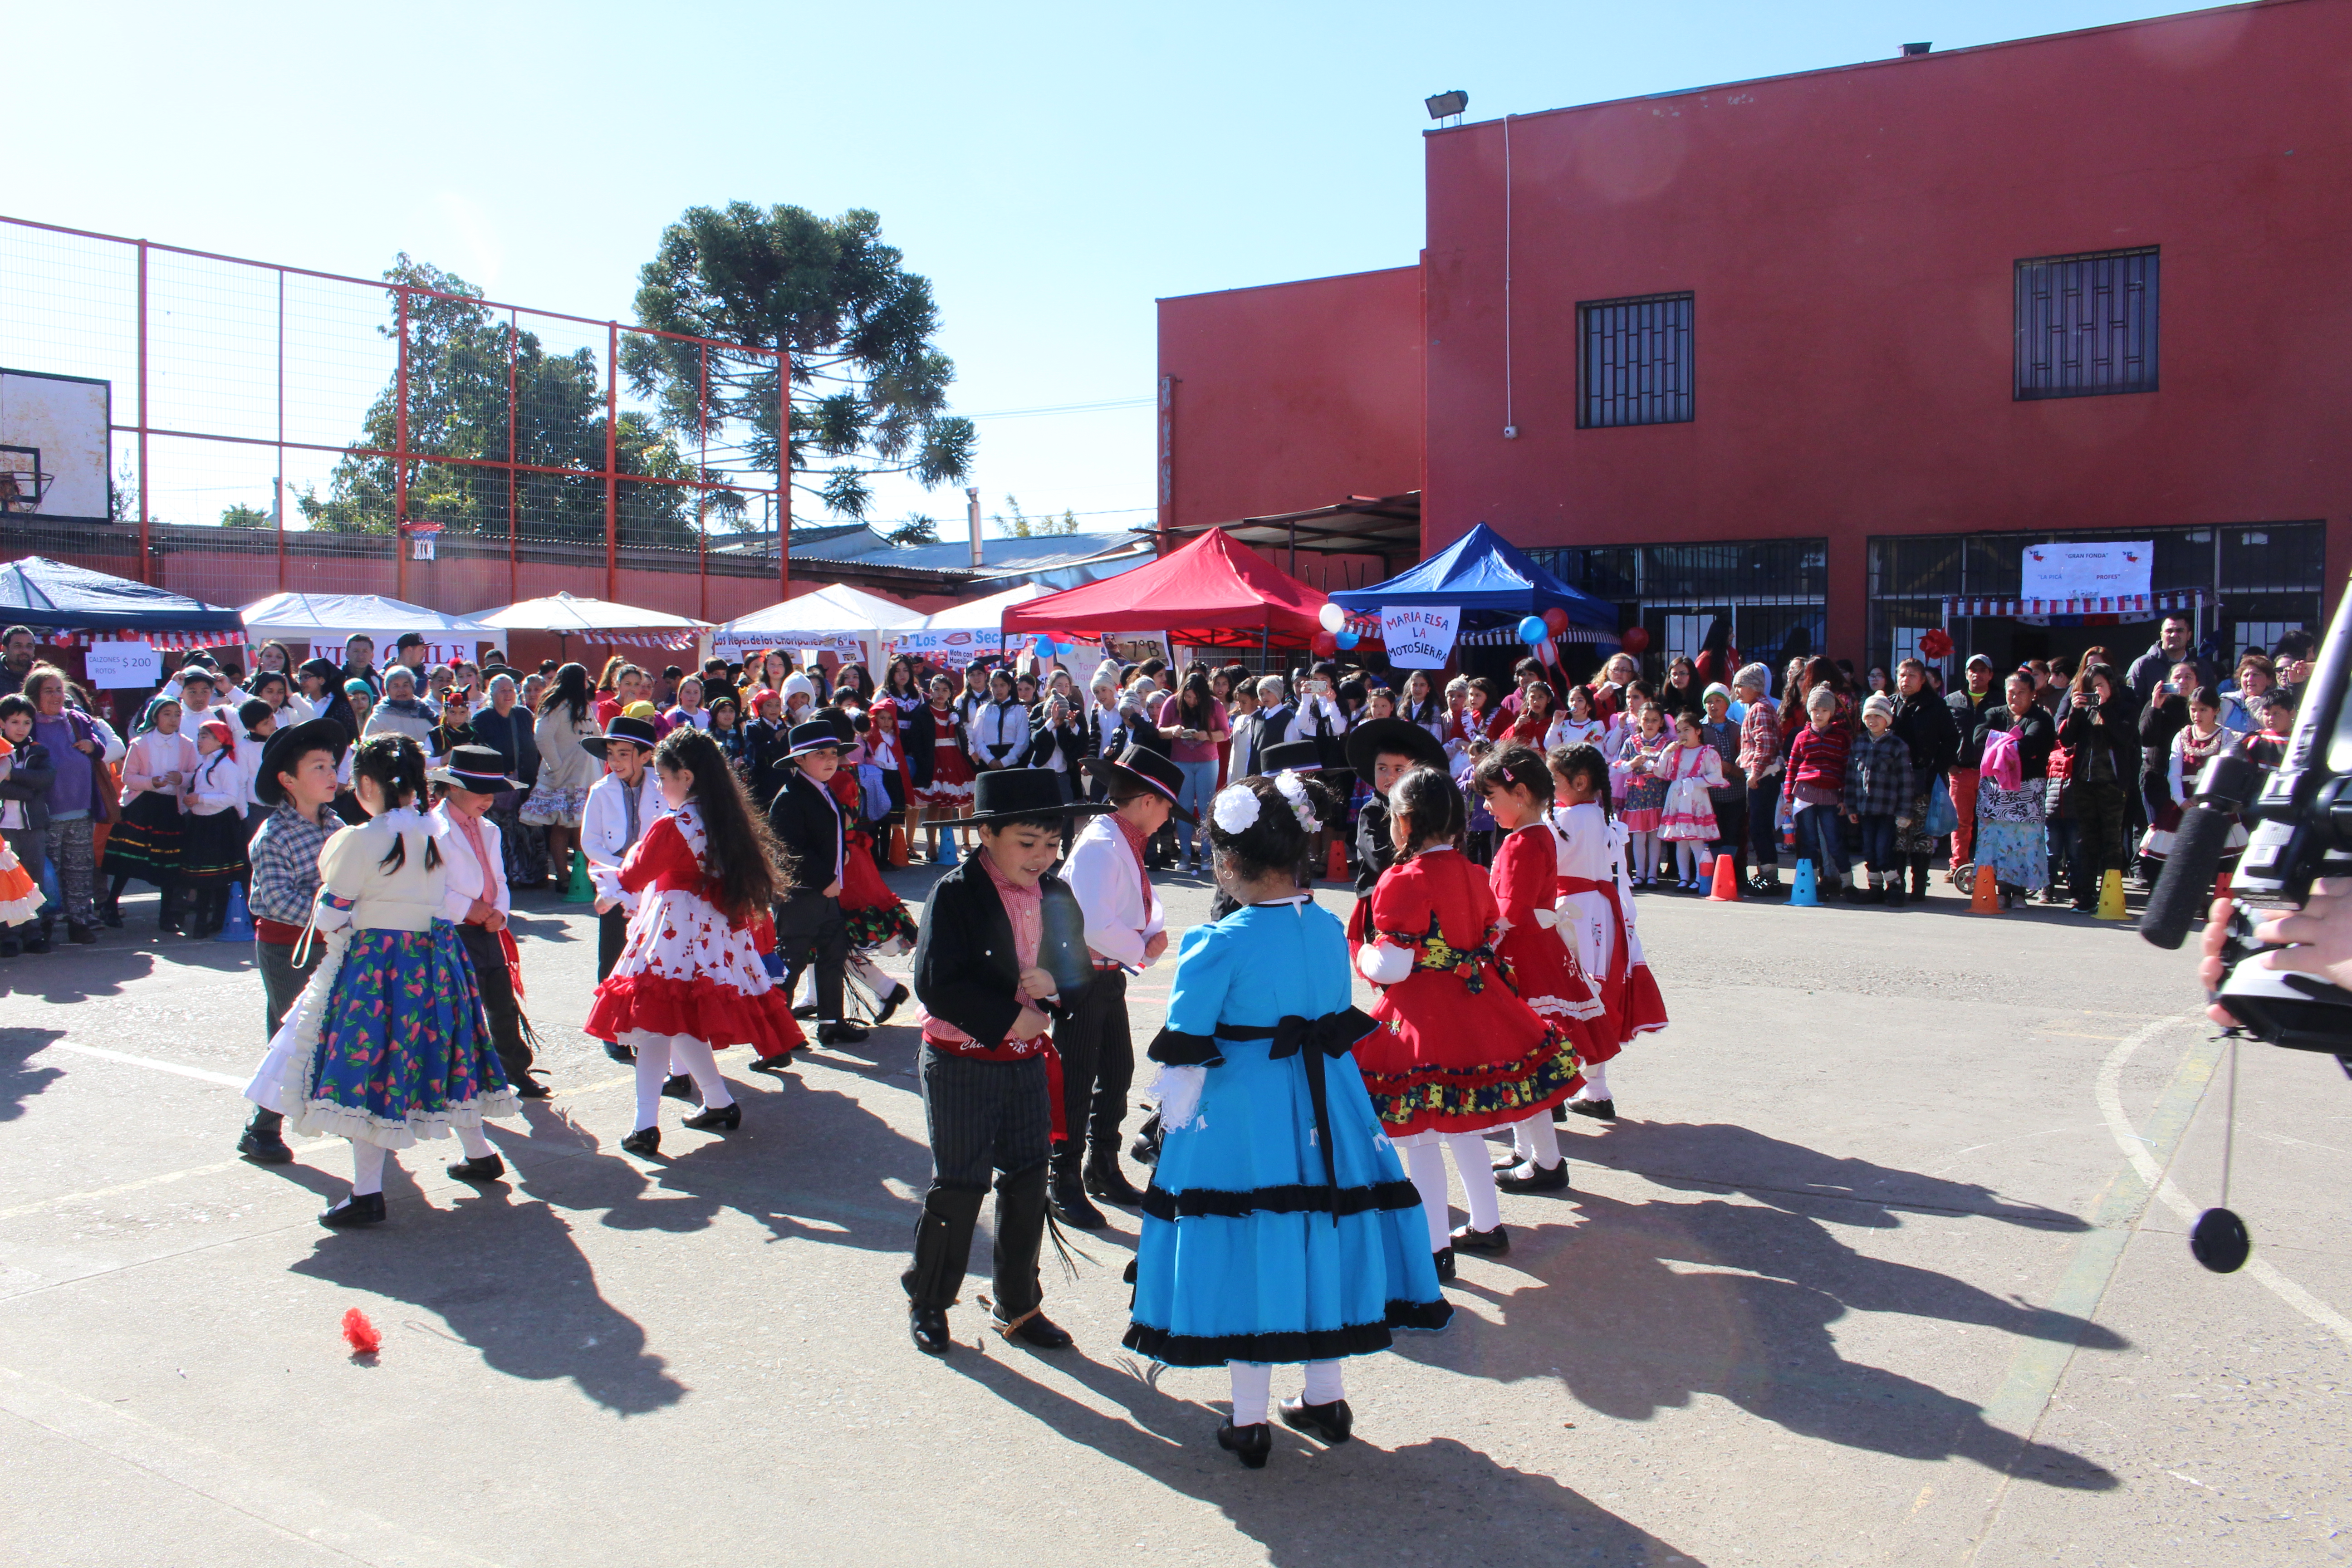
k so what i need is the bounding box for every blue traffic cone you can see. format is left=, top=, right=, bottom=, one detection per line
left=561, top=848, right=594, bottom=903
left=215, top=882, right=255, bottom=943
left=1788, top=858, right=1820, bottom=907
left=936, top=832, right=959, bottom=867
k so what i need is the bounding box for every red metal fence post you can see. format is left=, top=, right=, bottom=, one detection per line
left=507, top=312, right=519, bottom=604
left=395, top=285, right=410, bottom=604
left=605, top=321, right=619, bottom=602
left=697, top=342, right=709, bottom=624
left=136, top=240, right=150, bottom=585
left=776, top=348, right=790, bottom=602
left=275, top=267, right=287, bottom=594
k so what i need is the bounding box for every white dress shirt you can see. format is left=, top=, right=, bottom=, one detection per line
left=431, top=799, right=510, bottom=925
left=581, top=769, right=671, bottom=910
left=1062, top=813, right=1165, bottom=970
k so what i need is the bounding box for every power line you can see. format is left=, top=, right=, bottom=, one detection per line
left=961, top=397, right=1154, bottom=421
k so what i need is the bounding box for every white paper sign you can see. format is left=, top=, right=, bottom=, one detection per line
left=2020, top=541, right=2152, bottom=602
left=86, top=641, right=163, bottom=689
left=894, top=627, right=1003, bottom=656
left=1378, top=605, right=1460, bottom=669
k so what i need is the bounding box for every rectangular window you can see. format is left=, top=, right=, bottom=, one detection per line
left=2014, top=247, right=2158, bottom=400
left=1578, top=292, right=1693, bottom=428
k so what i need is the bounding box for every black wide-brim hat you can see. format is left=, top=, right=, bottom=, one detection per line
left=965, top=767, right=1113, bottom=829
left=428, top=743, right=521, bottom=795
left=253, top=717, right=351, bottom=808
left=581, top=715, right=659, bottom=758
left=1344, top=716, right=1448, bottom=779
left=1258, top=740, right=1328, bottom=775
left=1079, top=743, right=1197, bottom=824
left=787, top=718, right=848, bottom=756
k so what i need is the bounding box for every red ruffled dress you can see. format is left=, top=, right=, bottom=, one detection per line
left=828, top=769, right=919, bottom=953
left=1549, top=804, right=1669, bottom=1060
left=1490, top=823, right=1610, bottom=1064
left=1351, top=846, right=1581, bottom=1135
left=583, top=803, right=804, bottom=1057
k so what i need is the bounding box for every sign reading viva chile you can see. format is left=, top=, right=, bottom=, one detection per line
left=1379, top=605, right=1460, bottom=669
left=2019, top=541, right=2154, bottom=609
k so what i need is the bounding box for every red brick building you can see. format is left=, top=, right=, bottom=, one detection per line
left=1158, top=0, right=2352, bottom=674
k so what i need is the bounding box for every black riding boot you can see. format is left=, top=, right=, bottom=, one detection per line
left=990, top=1161, right=1073, bottom=1348
left=902, top=1184, right=984, bottom=1355
left=1048, top=1146, right=1105, bottom=1229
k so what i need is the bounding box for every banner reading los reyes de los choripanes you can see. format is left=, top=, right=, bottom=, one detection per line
left=1379, top=605, right=1460, bottom=669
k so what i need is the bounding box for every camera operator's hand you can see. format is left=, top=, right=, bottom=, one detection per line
left=2199, top=878, right=2352, bottom=1027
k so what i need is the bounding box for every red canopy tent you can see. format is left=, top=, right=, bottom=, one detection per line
left=999, top=528, right=1333, bottom=651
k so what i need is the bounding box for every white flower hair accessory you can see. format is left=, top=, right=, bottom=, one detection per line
left=1211, top=784, right=1262, bottom=834
left=1274, top=769, right=1318, bottom=832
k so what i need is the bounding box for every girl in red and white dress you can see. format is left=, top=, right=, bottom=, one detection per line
left=585, top=728, right=803, bottom=1157
left=910, top=672, right=975, bottom=860
left=1656, top=711, right=1727, bottom=891
left=1352, top=765, right=1581, bottom=1279
left=1545, top=741, right=1669, bottom=1122
left=1471, top=744, right=1612, bottom=1192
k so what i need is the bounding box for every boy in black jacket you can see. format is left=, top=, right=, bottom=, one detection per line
left=904, top=768, right=1107, bottom=1357
left=767, top=717, right=863, bottom=1049
left=0, top=695, right=52, bottom=956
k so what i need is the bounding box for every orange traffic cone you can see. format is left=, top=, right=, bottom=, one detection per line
left=889, top=824, right=910, bottom=867
left=1706, top=854, right=1740, bottom=902
left=1969, top=862, right=2000, bottom=913
left=1325, top=838, right=1348, bottom=883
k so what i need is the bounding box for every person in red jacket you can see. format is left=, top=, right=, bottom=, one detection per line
left=1782, top=684, right=1853, bottom=895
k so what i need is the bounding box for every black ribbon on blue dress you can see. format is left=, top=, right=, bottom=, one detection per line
left=1214, top=1007, right=1378, bottom=1215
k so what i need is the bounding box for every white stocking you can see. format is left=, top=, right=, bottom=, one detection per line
left=350, top=1139, right=387, bottom=1196
left=1399, top=1132, right=1451, bottom=1252
left=1228, top=1360, right=1272, bottom=1426
left=1302, top=1359, right=1346, bottom=1406
left=1512, top=1112, right=1563, bottom=1169
left=847, top=953, right=901, bottom=999
left=666, top=1034, right=734, bottom=1109
left=631, top=1034, right=672, bottom=1131
left=455, top=1123, right=494, bottom=1160
left=1577, top=1059, right=1612, bottom=1101
left=1444, top=1132, right=1502, bottom=1232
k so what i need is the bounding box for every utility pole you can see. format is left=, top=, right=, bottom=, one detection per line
left=967, top=486, right=983, bottom=568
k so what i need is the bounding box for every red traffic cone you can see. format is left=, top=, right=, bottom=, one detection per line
left=1325, top=838, right=1348, bottom=882
left=1969, top=862, right=2000, bottom=913
left=1706, top=854, right=1741, bottom=902
left=889, top=824, right=910, bottom=867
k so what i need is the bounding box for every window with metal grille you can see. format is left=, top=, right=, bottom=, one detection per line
left=2014, top=247, right=2158, bottom=400
left=1577, top=292, right=1694, bottom=428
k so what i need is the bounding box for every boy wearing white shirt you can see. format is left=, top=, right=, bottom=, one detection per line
left=580, top=715, right=668, bottom=1062
left=431, top=745, right=546, bottom=1102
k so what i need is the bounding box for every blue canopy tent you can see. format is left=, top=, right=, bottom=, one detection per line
left=0, top=556, right=246, bottom=648
left=1330, top=523, right=1619, bottom=648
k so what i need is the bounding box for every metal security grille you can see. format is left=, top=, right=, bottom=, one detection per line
left=2015, top=247, right=2158, bottom=400
left=1525, top=537, right=1826, bottom=675
left=1577, top=292, right=1694, bottom=428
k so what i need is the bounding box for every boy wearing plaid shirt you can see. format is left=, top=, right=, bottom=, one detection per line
left=235, top=719, right=348, bottom=1164
left=1843, top=694, right=1916, bottom=906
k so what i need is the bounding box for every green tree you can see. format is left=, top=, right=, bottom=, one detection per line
left=887, top=513, right=940, bottom=546
left=623, top=203, right=975, bottom=526
left=993, top=494, right=1077, bottom=538
left=220, top=502, right=273, bottom=529
left=299, top=255, right=704, bottom=545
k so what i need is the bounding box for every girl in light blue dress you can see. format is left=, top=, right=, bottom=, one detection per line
left=1125, top=771, right=1449, bottom=1470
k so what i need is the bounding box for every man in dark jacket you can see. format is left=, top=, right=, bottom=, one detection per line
left=0, top=626, right=37, bottom=699
left=2126, top=615, right=2211, bottom=717
left=1945, top=654, right=2003, bottom=874
left=767, top=719, right=862, bottom=1048
left=1888, top=659, right=1958, bottom=900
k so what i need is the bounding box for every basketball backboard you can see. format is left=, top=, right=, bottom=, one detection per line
left=0, top=368, right=111, bottom=523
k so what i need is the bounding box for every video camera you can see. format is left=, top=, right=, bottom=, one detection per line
left=2141, top=577, right=2352, bottom=1060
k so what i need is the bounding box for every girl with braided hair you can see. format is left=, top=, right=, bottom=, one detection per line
left=245, top=735, right=519, bottom=1229
left=1546, top=741, right=1667, bottom=1122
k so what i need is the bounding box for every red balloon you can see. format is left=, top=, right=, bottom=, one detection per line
left=1619, top=626, right=1651, bottom=655
left=1311, top=631, right=1339, bottom=656
left=1920, top=627, right=1955, bottom=659
left=1542, top=607, right=1570, bottom=636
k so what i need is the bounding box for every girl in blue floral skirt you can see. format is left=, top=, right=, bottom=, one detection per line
left=1127, top=771, right=1449, bottom=1471
left=245, top=735, right=517, bottom=1228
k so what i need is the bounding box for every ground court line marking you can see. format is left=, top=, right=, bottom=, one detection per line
left=43, top=1041, right=249, bottom=1087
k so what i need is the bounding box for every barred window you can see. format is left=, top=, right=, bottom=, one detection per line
left=1577, top=292, right=1693, bottom=428
left=2014, top=247, right=2158, bottom=400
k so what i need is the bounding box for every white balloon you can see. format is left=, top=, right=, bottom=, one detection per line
left=1318, top=602, right=1346, bottom=632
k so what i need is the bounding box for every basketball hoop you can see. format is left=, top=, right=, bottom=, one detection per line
left=401, top=516, right=442, bottom=562
left=0, top=446, right=51, bottom=515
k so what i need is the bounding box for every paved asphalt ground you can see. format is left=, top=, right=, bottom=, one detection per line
left=1, top=859, right=2347, bottom=1567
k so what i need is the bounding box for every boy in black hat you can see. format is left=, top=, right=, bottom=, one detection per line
left=766, top=719, right=862, bottom=1050
left=1049, top=743, right=1185, bottom=1226
left=905, top=767, right=1107, bottom=1357
left=431, top=744, right=545, bottom=1105
left=1344, top=716, right=1450, bottom=896
left=235, top=717, right=349, bottom=1164
left=581, top=714, right=667, bottom=1063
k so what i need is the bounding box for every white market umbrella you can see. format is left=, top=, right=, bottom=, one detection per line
left=712, top=583, right=923, bottom=666
left=466, top=592, right=710, bottom=652
left=241, top=592, right=493, bottom=653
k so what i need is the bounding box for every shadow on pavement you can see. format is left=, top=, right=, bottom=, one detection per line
left=0, top=1027, right=63, bottom=1121
left=1399, top=1186, right=2118, bottom=1490
left=951, top=1350, right=1708, bottom=1565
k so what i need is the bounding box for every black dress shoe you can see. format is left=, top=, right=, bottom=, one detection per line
left=681, top=1099, right=740, bottom=1132
left=236, top=1127, right=294, bottom=1165
left=69, top=923, right=98, bottom=944
left=446, top=1153, right=506, bottom=1182
left=319, top=1191, right=386, bottom=1228
left=619, top=1126, right=660, bottom=1157
left=870, top=986, right=906, bottom=1027
left=1568, top=1098, right=1617, bottom=1122
left=602, top=1040, right=636, bottom=1063
left=818, top=1021, right=869, bottom=1045
left=660, top=1073, right=696, bottom=1100
left=1451, top=1222, right=1510, bottom=1256
left=1279, top=1395, right=1354, bottom=1445
left=1049, top=1167, right=1106, bottom=1230
left=1494, top=1159, right=1570, bottom=1193
left=98, top=902, right=124, bottom=929
left=512, top=1074, right=552, bottom=1100
left=1082, top=1152, right=1146, bottom=1205
left=1218, top=1420, right=1273, bottom=1469
left=791, top=1001, right=818, bottom=1020
left=910, top=1304, right=953, bottom=1356
left=749, top=1053, right=795, bottom=1076
left=993, top=1308, right=1073, bottom=1349
left=22, top=927, right=49, bottom=955
left=1432, top=1247, right=1455, bottom=1282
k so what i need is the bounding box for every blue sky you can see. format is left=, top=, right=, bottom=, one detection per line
left=12, top=0, right=2194, bottom=535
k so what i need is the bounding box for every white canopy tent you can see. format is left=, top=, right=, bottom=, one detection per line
left=711, top=583, right=923, bottom=675
left=240, top=592, right=493, bottom=663
left=466, top=593, right=711, bottom=653
left=895, top=581, right=1052, bottom=657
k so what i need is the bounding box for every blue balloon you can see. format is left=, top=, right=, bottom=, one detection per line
left=1518, top=615, right=1548, bottom=644
left=1335, top=629, right=1359, bottom=649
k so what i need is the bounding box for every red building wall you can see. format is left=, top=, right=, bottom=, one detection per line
left=1159, top=267, right=1424, bottom=533
left=1421, top=0, right=2352, bottom=661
